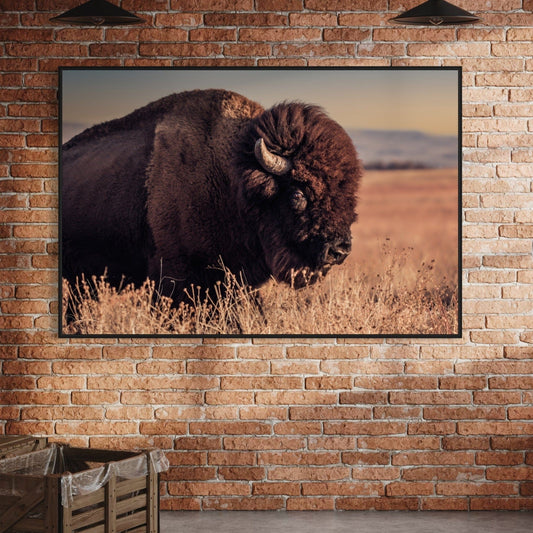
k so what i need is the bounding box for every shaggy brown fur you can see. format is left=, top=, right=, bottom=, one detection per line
left=61, top=89, right=362, bottom=303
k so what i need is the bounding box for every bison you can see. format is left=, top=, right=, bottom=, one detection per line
left=61, top=89, right=362, bottom=303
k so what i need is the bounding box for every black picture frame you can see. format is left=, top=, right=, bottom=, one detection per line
left=58, top=66, right=462, bottom=339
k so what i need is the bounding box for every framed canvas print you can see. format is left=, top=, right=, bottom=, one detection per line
left=59, top=67, right=461, bottom=338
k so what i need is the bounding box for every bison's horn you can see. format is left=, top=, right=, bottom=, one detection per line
left=254, top=138, right=292, bottom=176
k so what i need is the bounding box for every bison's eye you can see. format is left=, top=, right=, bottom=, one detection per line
left=290, top=189, right=307, bottom=212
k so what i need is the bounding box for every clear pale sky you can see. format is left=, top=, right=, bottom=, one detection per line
left=62, top=68, right=458, bottom=136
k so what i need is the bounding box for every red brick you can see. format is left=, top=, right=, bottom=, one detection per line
left=55, top=421, right=138, bottom=435
left=491, top=437, right=533, bottom=450
left=268, top=466, right=350, bottom=481
left=386, top=481, right=434, bottom=496
left=256, top=391, right=337, bottom=405
left=470, top=498, right=522, bottom=511
left=287, top=345, right=368, bottom=359
left=240, top=406, right=286, bottom=420
left=165, top=467, right=216, bottom=481
left=459, top=422, right=533, bottom=435
left=219, top=467, right=265, bottom=480
left=89, top=43, right=138, bottom=57
left=337, top=497, right=419, bottom=511
left=6, top=43, right=87, bottom=57
left=21, top=406, right=103, bottom=420
left=520, top=482, right=533, bottom=496
left=289, top=406, right=371, bottom=420
left=190, top=29, right=236, bottom=41
left=342, top=452, right=390, bottom=465
left=224, top=43, right=272, bottom=57
left=121, top=391, right=202, bottom=405
left=303, top=481, right=383, bottom=496
left=476, top=452, right=524, bottom=466
left=390, top=391, right=471, bottom=405
left=439, top=376, right=486, bottom=390
left=252, top=482, right=300, bottom=496
left=373, top=407, right=422, bottom=419
left=222, top=376, right=302, bottom=390
left=424, top=406, right=506, bottom=420
left=160, top=498, right=201, bottom=511
left=408, top=422, right=456, bottom=435
left=473, top=391, right=522, bottom=405
left=258, top=451, right=339, bottom=466
left=392, top=451, right=474, bottom=466
left=403, top=467, right=482, bottom=481
left=170, top=0, right=253, bottom=9
left=168, top=481, right=250, bottom=496
left=286, top=497, right=334, bottom=510
left=307, top=436, right=355, bottom=450
left=324, top=421, right=404, bottom=435
left=274, top=422, right=321, bottom=435
left=190, top=422, right=270, bottom=435
left=437, top=482, right=518, bottom=496
left=487, top=467, right=533, bottom=481
left=139, top=43, right=222, bottom=57
left=421, top=497, right=469, bottom=511
left=204, top=13, right=287, bottom=26
left=72, top=391, right=118, bottom=405
left=5, top=421, right=54, bottom=434
left=202, top=496, right=284, bottom=510
left=339, top=391, right=388, bottom=403
left=353, top=376, right=437, bottom=389
left=208, top=451, right=255, bottom=466
left=359, top=436, right=440, bottom=451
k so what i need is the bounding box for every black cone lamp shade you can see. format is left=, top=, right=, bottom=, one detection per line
left=50, top=0, right=144, bottom=26
left=390, top=0, right=480, bottom=26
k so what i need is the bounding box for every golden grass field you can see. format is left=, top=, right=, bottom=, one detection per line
left=62, top=168, right=459, bottom=336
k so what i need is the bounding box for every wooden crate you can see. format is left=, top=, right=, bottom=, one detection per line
left=0, top=437, right=47, bottom=459
left=0, top=447, right=160, bottom=533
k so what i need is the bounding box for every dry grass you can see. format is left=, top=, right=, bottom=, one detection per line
left=62, top=168, right=459, bottom=336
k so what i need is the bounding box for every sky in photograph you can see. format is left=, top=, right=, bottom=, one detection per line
left=62, top=68, right=459, bottom=137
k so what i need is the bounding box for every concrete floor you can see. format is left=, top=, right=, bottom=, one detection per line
left=160, top=511, right=533, bottom=533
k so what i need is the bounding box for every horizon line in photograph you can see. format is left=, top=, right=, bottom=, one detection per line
left=62, top=122, right=458, bottom=170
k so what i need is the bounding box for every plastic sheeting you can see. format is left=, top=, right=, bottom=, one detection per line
left=0, top=445, right=57, bottom=478
left=60, top=448, right=169, bottom=507
left=0, top=445, right=169, bottom=508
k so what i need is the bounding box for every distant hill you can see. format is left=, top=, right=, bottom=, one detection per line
left=63, top=122, right=457, bottom=169
left=62, top=122, right=88, bottom=143
left=349, top=129, right=458, bottom=169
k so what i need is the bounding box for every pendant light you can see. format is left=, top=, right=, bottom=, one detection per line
left=389, top=0, right=480, bottom=26
left=50, top=0, right=144, bottom=26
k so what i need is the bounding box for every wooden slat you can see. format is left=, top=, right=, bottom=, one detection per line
left=71, top=489, right=145, bottom=530
left=0, top=436, right=45, bottom=456
left=0, top=491, right=44, bottom=533
left=45, top=475, right=60, bottom=533
left=116, top=494, right=146, bottom=516
left=0, top=474, right=45, bottom=484
left=0, top=436, right=33, bottom=448
left=71, top=506, right=104, bottom=530
left=12, top=518, right=46, bottom=532
left=105, top=471, right=116, bottom=533
left=116, top=477, right=146, bottom=498
left=0, top=495, right=21, bottom=506
left=62, top=491, right=73, bottom=533
left=116, top=510, right=146, bottom=533
left=73, top=524, right=105, bottom=533
left=70, top=488, right=105, bottom=511
left=147, top=456, right=157, bottom=533
left=122, top=526, right=146, bottom=533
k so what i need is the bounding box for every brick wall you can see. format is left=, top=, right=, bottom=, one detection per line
left=1, top=0, right=533, bottom=511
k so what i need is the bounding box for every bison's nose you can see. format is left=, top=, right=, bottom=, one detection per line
left=323, top=236, right=352, bottom=265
